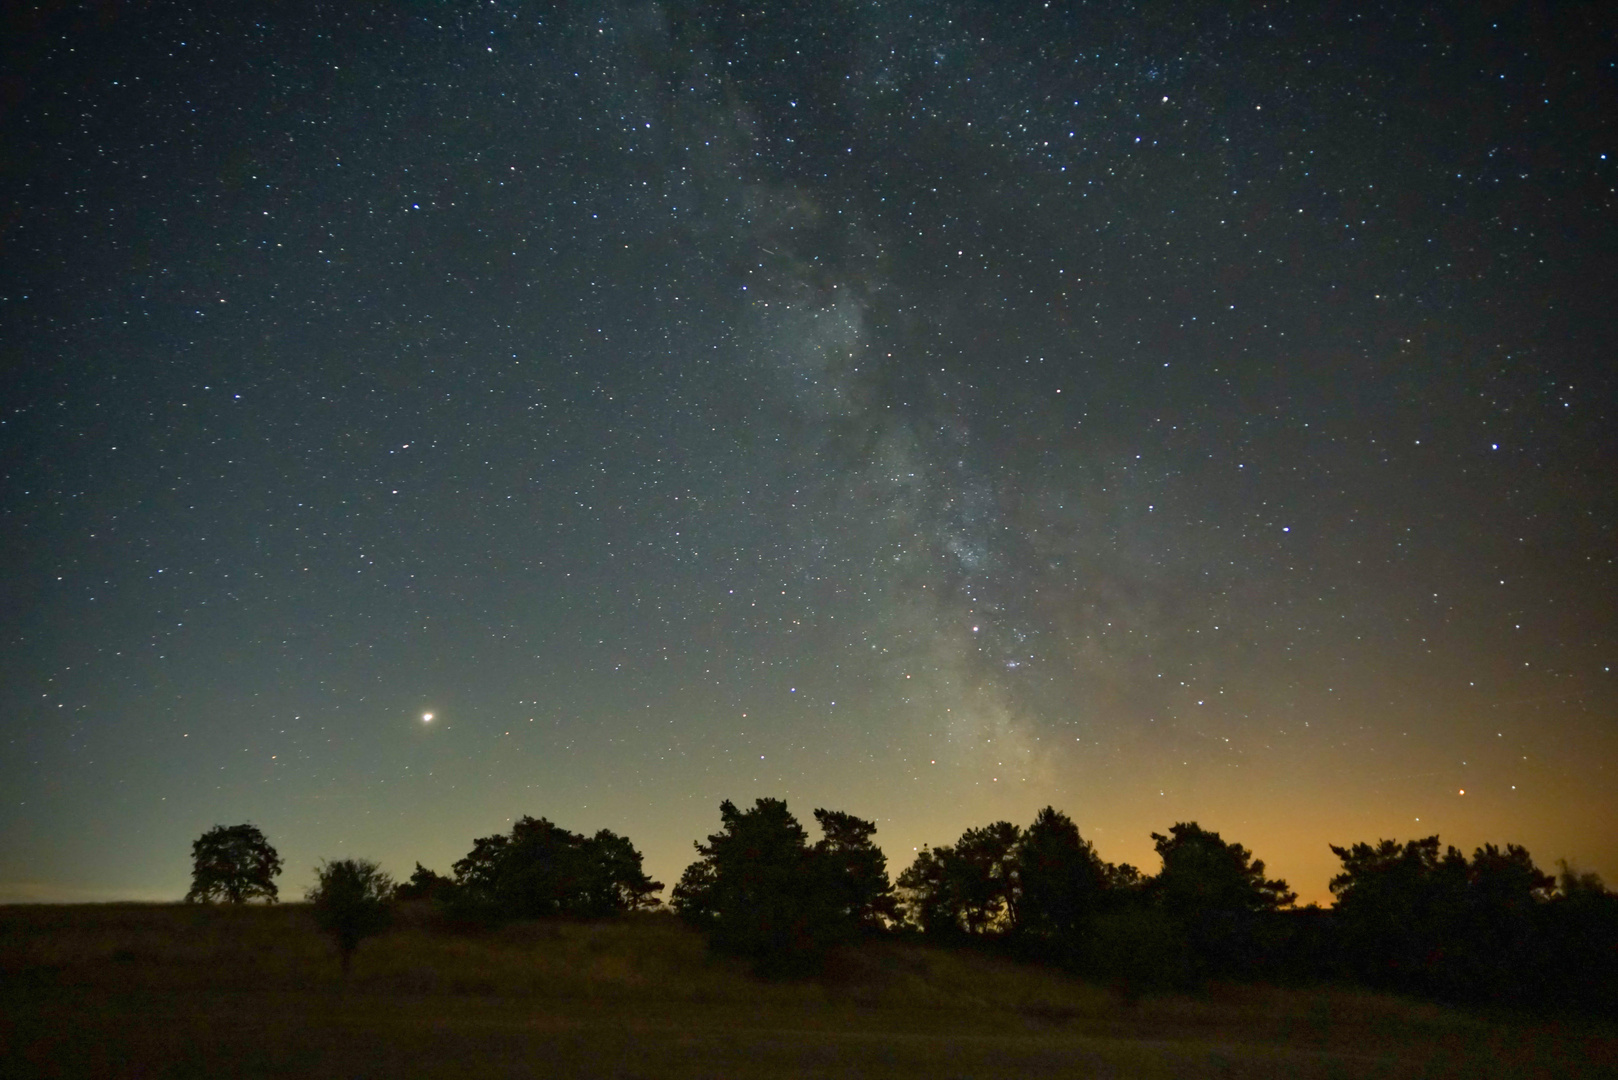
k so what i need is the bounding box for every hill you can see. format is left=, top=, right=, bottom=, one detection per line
left=2, top=903, right=1613, bottom=1078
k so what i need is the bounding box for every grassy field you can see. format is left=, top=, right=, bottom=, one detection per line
left=2, top=903, right=1613, bottom=1078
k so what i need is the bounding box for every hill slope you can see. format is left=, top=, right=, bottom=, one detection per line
left=2, top=904, right=1612, bottom=1078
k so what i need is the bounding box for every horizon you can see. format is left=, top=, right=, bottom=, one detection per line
left=1, top=795, right=1599, bottom=909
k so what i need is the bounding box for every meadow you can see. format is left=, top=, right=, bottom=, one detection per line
left=3, top=903, right=1614, bottom=1078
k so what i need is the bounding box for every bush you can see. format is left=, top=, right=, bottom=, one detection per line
left=307, top=858, right=395, bottom=973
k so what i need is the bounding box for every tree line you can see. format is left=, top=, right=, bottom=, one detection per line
left=184, top=802, right=1617, bottom=1011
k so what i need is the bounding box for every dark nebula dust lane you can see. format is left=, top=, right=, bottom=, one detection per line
left=1, top=3, right=1614, bottom=902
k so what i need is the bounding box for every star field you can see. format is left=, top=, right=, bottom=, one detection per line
left=1, top=3, right=1614, bottom=903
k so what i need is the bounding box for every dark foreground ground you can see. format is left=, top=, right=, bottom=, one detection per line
left=2, top=904, right=1614, bottom=1078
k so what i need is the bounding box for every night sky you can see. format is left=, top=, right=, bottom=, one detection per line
left=3, top=3, right=1614, bottom=906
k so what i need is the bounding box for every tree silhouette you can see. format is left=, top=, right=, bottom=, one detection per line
left=1329, top=836, right=1470, bottom=989
left=1464, top=843, right=1556, bottom=999
left=673, top=798, right=821, bottom=972
left=1016, top=806, right=1109, bottom=949
left=953, top=821, right=1024, bottom=932
left=1106, top=862, right=1145, bottom=890
left=812, top=808, right=897, bottom=932
left=1152, top=822, right=1295, bottom=916
left=307, top=858, right=394, bottom=974
left=896, top=821, right=1022, bottom=936
left=1555, top=860, right=1609, bottom=901
left=897, top=808, right=1164, bottom=987
left=579, top=828, right=666, bottom=915
left=450, top=816, right=661, bottom=921
left=393, top=862, right=453, bottom=902
left=1544, top=862, right=1618, bottom=1012
left=184, top=823, right=283, bottom=904
left=672, top=798, right=892, bottom=974
left=1149, top=822, right=1294, bottom=976
left=1329, top=836, right=1555, bottom=999
left=894, top=846, right=955, bottom=935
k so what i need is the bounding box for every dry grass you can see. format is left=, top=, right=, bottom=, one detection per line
left=2, top=903, right=1613, bottom=1078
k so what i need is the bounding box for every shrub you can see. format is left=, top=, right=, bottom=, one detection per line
left=307, top=858, right=395, bottom=973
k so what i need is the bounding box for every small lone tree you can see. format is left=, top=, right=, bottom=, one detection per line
left=185, top=823, right=283, bottom=904
left=307, top=858, right=395, bottom=973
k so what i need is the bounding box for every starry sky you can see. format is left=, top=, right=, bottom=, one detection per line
left=3, top=2, right=1614, bottom=906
